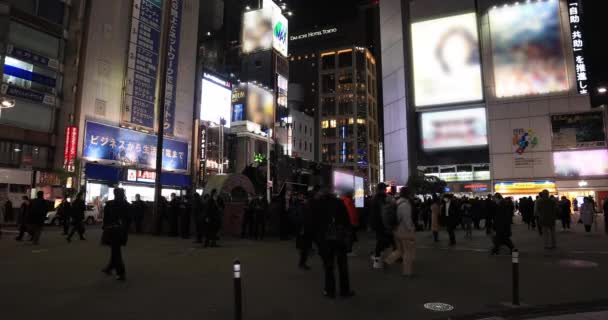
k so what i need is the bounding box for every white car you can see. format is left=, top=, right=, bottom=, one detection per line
left=45, top=205, right=100, bottom=226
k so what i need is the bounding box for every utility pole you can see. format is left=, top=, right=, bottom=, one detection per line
left=153, top=0, right=172, bottom=217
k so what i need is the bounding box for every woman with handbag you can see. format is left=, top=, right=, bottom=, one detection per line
left=102, top=188, right=131, bottom=281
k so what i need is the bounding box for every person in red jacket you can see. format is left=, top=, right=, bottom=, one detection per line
left=341, top=191, right=359, bottom=254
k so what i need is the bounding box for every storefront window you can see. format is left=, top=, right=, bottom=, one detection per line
left=9, top=21, right=61, bottom=59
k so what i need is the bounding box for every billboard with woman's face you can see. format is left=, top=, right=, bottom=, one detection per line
left=489, top=0, right=568, bottom=98
left=411, top=13, right=483, bottom=107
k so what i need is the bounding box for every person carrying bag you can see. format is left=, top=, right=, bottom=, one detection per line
left=101, top=188, right=131, bottom=281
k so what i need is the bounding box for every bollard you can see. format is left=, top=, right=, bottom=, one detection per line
left=512, top=249, right=520, bottom=306
left=234, top=260, right=242, bottom=320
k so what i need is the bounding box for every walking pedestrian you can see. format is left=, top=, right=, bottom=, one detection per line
left=313, top=188, right=354, bottom=298
left=603, top=197, right=608, bottom=235
left=15, top=196, right=30, bottom=241
left=154, top=196, right=169, bottom=236
left=580, top=197, right=595, bottom=233
left=131, top=194, right=145, bottom=234
left=371, top=183, right=395, bottom=269
left=484, top=194, right=496, bottom=235
left=431, top=196, right=440, bottom=242
left=4, top=198, right=13, bottom=223
left=101, top=188, right=130, bottom=281
left=56, top=198, right=71, bottom=235
left=296, top=192, right=313, bottom=270
left=559, top=196, right=571, bottom=230
left=28, top=191, right=48, bottom=245
left=168, top=193, right=179, bottom=237
left=536, top=190, right=558, bottom=249
left=491, top=193, right=515, bottom=255
left=341, top=191, right=359, bottom=254
left=192, top=191, right=205, bottom=243
left=67, top=192, right=86, bottom=242
left=253, top=195, right=267, bottom=240
left=385, top=187, right=416, bottom=277
left=442, top=194, right=459, bottom=246
left=461, top=197, right=473, bottom=239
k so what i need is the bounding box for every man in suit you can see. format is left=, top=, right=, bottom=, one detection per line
left=28, top=191, right=48, bottom=245
left=442, top=194, right=459, bottom=246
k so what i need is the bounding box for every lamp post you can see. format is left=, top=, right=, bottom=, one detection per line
left=0, top=96, right=16, bottom=118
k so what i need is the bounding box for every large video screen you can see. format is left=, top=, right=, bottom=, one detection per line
left=242, top=9, right=273, bottom=54
left=201, top=74, right=232, bottom=128
left=421, top=107, right=488, bottom=150
left=354, top=176, right=365, bottom=208
left=247, top=85, right=275, bottom=126
left=489, top=0, right=568, bottom=97
left=553, top=150, right=608, bottom=177
left=551, top=112, right=606, bottom=150
left=411, top=13, right=483, bottom=107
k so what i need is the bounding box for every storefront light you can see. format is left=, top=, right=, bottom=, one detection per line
left=578, top=180, right=589, bottom=187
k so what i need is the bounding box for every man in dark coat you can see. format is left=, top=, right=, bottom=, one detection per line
left=168, top=193, right=180, bottom=237
left=180, top=192, right=192, bottom=239
left=154, top=196, right=169, bottom=236
left=559, top=196, right=571, bottom=230
left=15, top=196, right=30, bottom=241
left=204, top=189, right=222, bottom=247
left=370, top=183, right=393, bottom=269
left=56, top=198, right=71, bottom=235
left=491, top=193, right=515, bottom=254
left=67, top=192, right=86, bottom=242
left=4, top=199, right=13, bottom=222
left=442, top=194, right=459, bottom=246
left=131, top=194, right=146, bottom=234
left=192, top=192, right=205, bottom=243
left=102, top=188, right=130, bottom=281
left=311, top=188, right=354, bottom=298
left=28, top=191, right=48, bottom=245
left=484, top=194, right=496, bottom=235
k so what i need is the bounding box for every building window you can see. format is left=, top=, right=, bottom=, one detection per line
left=321, top=74, right=335, bottom=94
left=304, top=125, right=307, bottom=134
left=9, top=21, right=61, bottom=59
left=321, top=97, right=335, bottom=116
left=321, top=53, right=335, bottom=69
left=3, top=57, right=59, bottom=94
left=338, top=50, right=352, bottom=68
left=321, top=120, right=329, bottom=129
left=329, top=119, right=337, bottom=128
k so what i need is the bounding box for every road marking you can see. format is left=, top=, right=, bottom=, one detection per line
left=423, top=302, right=454, bottom=312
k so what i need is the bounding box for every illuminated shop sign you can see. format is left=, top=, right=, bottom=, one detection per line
left=126, top=169, right=156, bottom=183
left=494, top=181, right=557, bottom=195
left=290, top=27, right=338, bottom=41
left=567, top=0, right=588, bottom=94
left=63, top=126, right=79, bottom=172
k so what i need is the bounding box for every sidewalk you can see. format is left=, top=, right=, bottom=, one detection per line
left=530, top=311, right=608, bottom=319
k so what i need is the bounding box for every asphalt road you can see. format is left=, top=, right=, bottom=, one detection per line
left=1, top=220, right=608, bottom=320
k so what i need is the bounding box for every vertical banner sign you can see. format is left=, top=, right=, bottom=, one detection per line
left=198, top=123, right=208, bottom=184
left=63, top=126, right=79, bottom=172
left=163, top=0, right=182, bottom=135
left=122, top=0, right=162, bottom=130
left=568, top=0, right=588, bottom=94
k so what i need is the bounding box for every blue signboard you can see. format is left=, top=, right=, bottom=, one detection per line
left=6, top=44, right=59, bottom=70
left=0, top=84, right=55, bottom=106
left=163, top=0, right=182, bottom=135
left=3, top=65, right=57, bottom=88
left=122, top=0, right=163, bottom=130
left=83, top=121, right=189, bottom=171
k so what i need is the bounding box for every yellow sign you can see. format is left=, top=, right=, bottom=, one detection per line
left=494, top=181, right=556, bottom=195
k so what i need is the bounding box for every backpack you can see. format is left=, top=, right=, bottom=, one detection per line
left=382, top=199, right=398, bottom=228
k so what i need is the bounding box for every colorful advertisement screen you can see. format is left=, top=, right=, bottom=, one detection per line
left=489, top=0, right=568, bottom=97
left=201, top=74, right=232, bottom=128
left=553, top=150, right=608, bottom=177
left=421, top=107, right=488, bottom=150
left=247, top=85, right=275, bottom=126
left=551, top=112, right=606, bottom=149
left=354, top=176, right=365, bottom=208
left=242, top=9, right=272, bottom=54
left=411, top=13, right=483, bottom=107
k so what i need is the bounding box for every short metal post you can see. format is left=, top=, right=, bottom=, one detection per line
left=234, top=260, right=242, bottom=320
left=512, top=249, right=520, bottom=306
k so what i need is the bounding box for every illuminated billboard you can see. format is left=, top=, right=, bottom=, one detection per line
left=200, top=73, right=232, bottom=128
left=551, top=112, right=606, bottom=150
left=277, top=74, right=288, bottom=108
left=242, top=9, right=273, bottom=54
left=354, top=176, right=365, bottom=208
left=242, top=1, right=288, bottom=57
left=333, top=170, right=365, bottom=207
left=553, top=150, right=608, bottom=177
left=421, top=107, right=488, bottom=150
left=247, top=84, right=275, bottom=126
left=411, top=13, right=483, bottom=107
left=489, top=0, right=568, bottom=98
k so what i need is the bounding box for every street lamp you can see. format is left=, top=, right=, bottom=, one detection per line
left=0, top=96, right=16, bottom=118
left=598, top=87, right=607, bottom=94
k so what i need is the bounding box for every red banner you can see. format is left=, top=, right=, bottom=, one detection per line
left=63, top=126, right=78, bottom=172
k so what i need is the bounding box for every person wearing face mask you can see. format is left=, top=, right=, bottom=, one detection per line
left=442, top=194, right=459, bottom=246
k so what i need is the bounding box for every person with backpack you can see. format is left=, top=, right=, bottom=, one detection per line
left=371, top=183, right=396, bottom=269
left=385, top=187, right=416, bottom=277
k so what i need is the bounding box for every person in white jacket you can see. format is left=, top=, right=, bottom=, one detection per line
left=385, top=187, right=416, bottom=277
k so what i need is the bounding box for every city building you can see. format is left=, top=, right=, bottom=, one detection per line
left=318, top=46, right=380, bottom=187
left=275, top=92, right=315, bottom=160
left=66, top=0, right=200, bottom=202
left=0, top=0, right=72, bottom=203
left=380, top=0, right=608, bottom=200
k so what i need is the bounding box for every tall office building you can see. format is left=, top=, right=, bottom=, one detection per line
left=380, top=0, right=608, bottom=200
left=318, top=46, right=380, bottom=186
left=0, top=0, right=73, bottom=201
